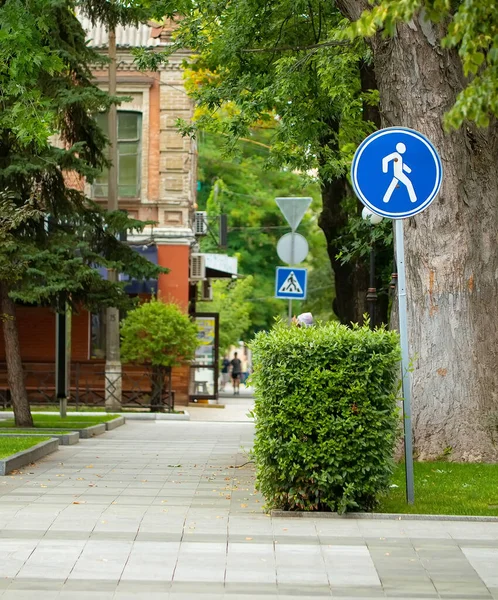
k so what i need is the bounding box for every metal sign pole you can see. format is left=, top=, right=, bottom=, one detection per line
left=351, top=128, right=443, bottom=509
left=275, top=197, right=311, bottom=311
left=395, top=218, right=415, bottom=504
left=288, top=230, right=296, bottom=325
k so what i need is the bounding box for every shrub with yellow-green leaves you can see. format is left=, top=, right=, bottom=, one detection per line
left=251, top=320, right=400, bottom=513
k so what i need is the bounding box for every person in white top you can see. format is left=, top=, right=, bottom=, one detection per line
left=293, top=312, right=314, bottom=328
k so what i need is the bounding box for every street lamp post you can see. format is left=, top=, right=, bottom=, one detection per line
left=362, top=207, right=383, bottom=330
left=105, top=24, right=122, bottom=412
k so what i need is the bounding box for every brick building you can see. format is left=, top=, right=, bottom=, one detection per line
left=0, top=19, right=236, bottom=407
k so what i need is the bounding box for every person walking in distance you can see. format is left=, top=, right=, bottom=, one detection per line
left=230, top=352, right=242, bottom=395
left=220, top=355, right=230, bottom=391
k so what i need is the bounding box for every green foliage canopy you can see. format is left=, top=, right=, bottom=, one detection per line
left=197, top=132, right=329, bottom=333
left=151, top=0, right=370, bottom=181
left=0, top=0, right=165, bottom=312
left=197, top=276, right=254, bottom=352
left=121, top=299, right=199, bottom=367
left=140, top=0, right=394, bottom=326
left=251, top=319, right=400, bottom=513
left=349, top=0, right=498, bottom=129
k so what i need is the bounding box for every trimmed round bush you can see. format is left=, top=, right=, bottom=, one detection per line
left=251, top=320, right=400, bottom=513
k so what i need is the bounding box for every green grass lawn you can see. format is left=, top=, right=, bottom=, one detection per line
left=0, top=436, right=51, bottom=459
left=0, top=414, right=118, bottom=429
left=377, top=461, right=498, bottom=516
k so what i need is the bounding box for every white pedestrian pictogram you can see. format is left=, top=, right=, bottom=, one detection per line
left=382, top=142, right=417, bottom=204
left=279, top=271, right=303, bottom=294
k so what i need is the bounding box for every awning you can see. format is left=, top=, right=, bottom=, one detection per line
left=203, top=253, right=238, bottom=279
left=98, top=245, right=158, bottom=294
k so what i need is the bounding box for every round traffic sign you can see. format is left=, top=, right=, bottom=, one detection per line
left=277, top=233, right=309, bottom=264
left=351, top=127, right=443, bottom=219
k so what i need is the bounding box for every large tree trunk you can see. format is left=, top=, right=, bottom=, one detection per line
left=150, top=364, right=167, bottom=413
left=359, top=60, right=390, bottom=328
left=318, top=63, right=389, bottom=327
left=319, top=176, right=369, bottom=325
left=0, top=283, right=33, bottom=427
left=318, top=113, right=370, bottom=325
left=337, top=0, right=498, bottom=460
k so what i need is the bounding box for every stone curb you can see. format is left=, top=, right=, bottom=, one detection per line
left=0, top=438, right=59, bottom=476
left=0, top=431, right=79, bottom=446
left=77, top=423, right=106, bottom=438
left=118, top=412, right=190, bottom=421
left=270, top=510, right=498, bottom=522
left=105, top=416, right=125, bottom=430
left=0, top=411, right=189, bottom=421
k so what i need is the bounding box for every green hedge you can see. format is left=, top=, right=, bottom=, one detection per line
left=251, top=320, right=400, bottom=513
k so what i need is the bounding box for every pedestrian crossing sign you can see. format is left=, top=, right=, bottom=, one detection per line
left=275, top=267, right=307, bottom=299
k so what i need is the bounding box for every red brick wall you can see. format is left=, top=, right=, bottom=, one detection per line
left=0, top=305, right=191, bottom=406
left=72, top=310, right=90, bottom=361
left=157, top=245, right=190, bottom=310
left=0, top=306, right=55, bottom=361
left=156, top=245, right=191, bottom=403
left=172, top=364, right=189, bottom=406
left=0, top=307, right=90, bottom=362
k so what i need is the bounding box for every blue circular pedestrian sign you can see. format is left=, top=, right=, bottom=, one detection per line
left=351, top=127, right=443, bottom=219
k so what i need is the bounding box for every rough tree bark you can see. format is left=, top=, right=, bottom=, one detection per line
left=318, top=115, right=371, bottom=326
left=150, top=364, right=170, bottom=413
left=0, top=283, right=33, bottom=427
left=319, top=175, right=369, bottom=325
left=318, top=67, right=388, bottom=328
left=337, top=0, right=498, bottom=460
left=359, top=60, right=390, bottom=327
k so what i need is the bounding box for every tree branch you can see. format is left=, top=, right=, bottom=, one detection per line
left=241, top=40, right=349, bottom=53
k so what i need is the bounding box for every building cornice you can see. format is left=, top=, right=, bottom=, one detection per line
left=128, top=226, right=195, bottom=247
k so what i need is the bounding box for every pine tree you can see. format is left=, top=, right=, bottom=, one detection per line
left=0, top=0, right=162, bottom=426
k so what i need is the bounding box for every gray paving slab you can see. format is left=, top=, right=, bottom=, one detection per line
left=173, top=541, right=227, bottom=582
left=462, top=547, right=498, bottom=587
left=0, top=419, right=496, bottom=598
left=120, top=541, right=179, bottom=581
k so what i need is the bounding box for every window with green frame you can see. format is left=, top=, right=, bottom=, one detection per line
left=94, top=111, right=142, bottom=198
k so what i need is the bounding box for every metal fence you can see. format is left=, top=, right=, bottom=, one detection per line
left=0, top=362, right=175, bottom=412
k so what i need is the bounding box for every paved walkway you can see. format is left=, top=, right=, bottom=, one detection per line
left=187, top=389, right=254, bottom=422
left=0, top=420, right=497, bottom=599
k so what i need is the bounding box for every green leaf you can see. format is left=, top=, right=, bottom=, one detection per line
left=250, top=319, right=400, bottom=512
left=121, top=299, right=199, bottom=367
